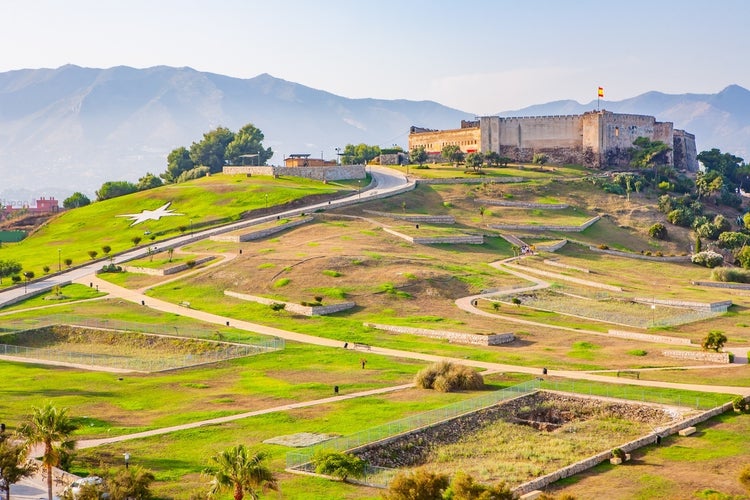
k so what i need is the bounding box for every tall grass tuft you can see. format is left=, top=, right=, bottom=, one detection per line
left=414, top=361, right=484, bottom=392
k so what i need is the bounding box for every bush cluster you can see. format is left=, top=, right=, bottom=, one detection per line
left=99, top=264, right=123, bottom=273
left=414, top=361, right=484, bottom=392
left=711, top=267, right=750, bottom=283
left=648, top=223, right=668, bottom=240
left=691, top=250, right=724, bottom=268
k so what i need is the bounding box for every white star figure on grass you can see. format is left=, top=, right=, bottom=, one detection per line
left=116, top=202, right=184, bottom=226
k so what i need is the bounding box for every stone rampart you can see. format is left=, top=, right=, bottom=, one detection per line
left=222, top=165, right=366, bottom=181
left=362, top=210, right=455, bottom=224
left=632, top=297, right=732, bottom=313
left=224, top=290, right=355, bottom=316
left=474, top=199, right=569, bottom=209
left=415, top=177, right=523, bottom=185
left=210, top=217, right=313, bottom=242
left=608, top=330, right=692, bottom=345
left=503, top=261, right=623, bottom=292
left=363, top=322, right=514, bottom=346
left=125, top=256, right=215, bottom=276
left=662, top=350, right=730, bottom=364
left=489, top=216, right=600, bottom=232
left=514, top=402, right=734, bottom=495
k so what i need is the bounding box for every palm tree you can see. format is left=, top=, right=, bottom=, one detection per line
left=18, top=403, right=79, bottom=500
left=0, top=434, right=37, bottom=500
left=207, top=445, right=278, bottom=500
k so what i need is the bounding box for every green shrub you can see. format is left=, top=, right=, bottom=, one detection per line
left=611, top=448, right=626, bottom=460
left=711, top=267, right=750, bottom=283
left=717, top=231, right=750, bottom=249
left=648, top=223, right=668, bottom=240
left=598, top=244, right=609, bottom=250
left=383, top=469, right=449, bottom=500
left=627, top=349, right=648, bottom=356
left=667, top=208, right=694, bottom=227
left=269, top=303, right=285, bottom=312
left=414, top=361, right=484, bottom=392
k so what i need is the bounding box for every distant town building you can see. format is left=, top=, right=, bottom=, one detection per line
left=408, top=110, right=698, bottom=171
left=284, top=154, right=337, bottom=167
left=0, top=197, right=59, bottom=220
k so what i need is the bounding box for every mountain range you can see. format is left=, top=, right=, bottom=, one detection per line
left=0, top=64, right=748, bottom=201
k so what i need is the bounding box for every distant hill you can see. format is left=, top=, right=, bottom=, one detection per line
left=498, top=84, right=750, bottom=161
left=0, top=65, right=471, bottom=200
left=1, top=65, right=748, bottom=201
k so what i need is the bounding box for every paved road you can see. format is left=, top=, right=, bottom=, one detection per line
left=0, top=165, right=413, bottom=309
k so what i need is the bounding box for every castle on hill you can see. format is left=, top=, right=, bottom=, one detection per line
left=409, top=110, right=698, bottom=171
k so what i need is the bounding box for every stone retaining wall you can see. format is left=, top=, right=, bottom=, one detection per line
left=632, top=297, right=732, bottom=313
left=210, top=217, right=313, bottom=242
left=415, top=177, right=523, bottom=185
left=382, top=227, right=483, bottom=245
left=535, top=240, right=568, bottom=252
left=608, top=330, right=692, bottom=345
left=692, top=280, right=750, bottom=290
left=125, top=256, right=216, bottom=276
left=224, top=290, right=355, bottom=316
left=223, top=165, right=366, bottom=181
left=489, top=216, right=600, bottom=232
left=514, top=401, right=734, bottom=495
left=590, top=247, right=691, bottom=262
left=475, top=199, right=569, bottom=209
left=363, top=322, right=514, bottom=346
left=362, top=210, right=455, bottom=224
left=662, top=350, right=730, bottom=363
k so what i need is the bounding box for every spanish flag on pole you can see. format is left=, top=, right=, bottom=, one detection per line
left=598, top=87, right=604, bottom=98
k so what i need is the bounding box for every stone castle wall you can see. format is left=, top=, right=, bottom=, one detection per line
left=411, top=111, right=697, bottom=171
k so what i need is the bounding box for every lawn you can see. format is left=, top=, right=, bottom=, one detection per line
left=0, top=174, right=344, bottom=285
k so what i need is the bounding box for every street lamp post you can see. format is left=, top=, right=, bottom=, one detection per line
left=124, top=453, right=130, bottom=469
left=357, top=179, right=361, bottom=199
left=335, top=147, right=341, bottom=165
left=189, top=218, right=193, bottom=235
left=265, top=194, right=268, bottom=209
left=58, top=248, right=61, bottom=272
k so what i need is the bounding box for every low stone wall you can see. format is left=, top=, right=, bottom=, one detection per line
left=589, top=247, right=691, bottom=262
left=514, top=402, right=734, bottom=495
left=543, top=259, right=589, bottom=273
left=475, top=199, right=569, bottom=209
left=632, top=297, right=732, bottom=313
left=210, top=216, right=313, bottom=242
left=535, top=240, right=568, bottom=252
left=223, top=165, right=366, bottom=181
left=362, top=210, right=455, bottom=224
left=608, top=330, right=692, bottom=346
left=382, top=227, right=483, bottom=245
left=692, top=280, right=750, bottom=290
left=662, top=350, right=730, bottom=363
left=125, top=256, right=216, bottom=276
left=489, top=216, right=600, bottom=232
left=363, top=322, right=514, bottom=346
left=224, top=290, right=355, bottom=316
left=416, top=177, right=523, bottom=185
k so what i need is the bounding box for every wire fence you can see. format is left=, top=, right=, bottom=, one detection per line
left=286, top=379, right=541, bottom=473
left=286, top=377, right=729, bottom=488
left=0, top=316, right=284, bottom=372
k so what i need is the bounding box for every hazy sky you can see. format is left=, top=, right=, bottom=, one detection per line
left=3, top=0, right=748, bottom=114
